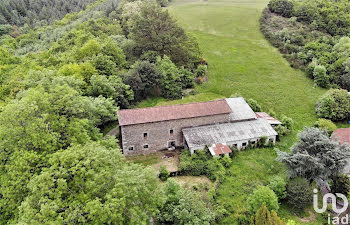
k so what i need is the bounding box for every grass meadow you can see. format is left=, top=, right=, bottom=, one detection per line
left=137, top=0, right=328, bottom=223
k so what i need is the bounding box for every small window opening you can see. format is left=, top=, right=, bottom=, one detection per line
left=143, top=144, right=149, bottom=149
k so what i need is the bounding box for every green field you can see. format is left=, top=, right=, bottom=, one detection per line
left=138, top=0, right=327, bottom=223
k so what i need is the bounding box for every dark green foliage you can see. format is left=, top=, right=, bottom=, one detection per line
left=277, top=127, right=350, bottom=182
left=0, top=0, right=98, bottom=27
left=247, top=98, right=262, bottom=112
left=331, top=174, right=350, bottom=195
left=250, top=204, right=285, bottom=225
left=157, top=179, right=215, bottom=224
left=178, top=150, right=227, bottom=182
left=159, top=165, right=170, bottom=181
left=261, top=0, right=350, bottom=90
left=18, top=141, right=162, bottom=224
left=316, top=88, right=350, bottom=121
left=123, top=60, right=162, bottom=101
left=268, top=0, right=294, bottom=17
left=195, top=64, right=208, bottom=77
left=0, top=24, right=11, bottom=36
left=286, top=177, right=313, bottom=210
left=129, top=2, right=201, bottom=68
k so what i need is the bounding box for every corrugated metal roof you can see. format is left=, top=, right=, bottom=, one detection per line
left=225, top=97, right=257, bottom=121
left=255, top=112, right=282, bottom=125
left=183, top=118, right=278, bottom=149
left=210, top=143, right=232, bottom=155
left=331, top=128, right=350, bottom=145
left=118, top=99, right=232, bottom=126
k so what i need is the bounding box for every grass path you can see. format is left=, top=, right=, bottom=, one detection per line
left=139, top=0, right=326, bottom=223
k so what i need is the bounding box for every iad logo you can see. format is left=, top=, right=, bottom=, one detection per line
left=313, top=189, right=349, bottom=224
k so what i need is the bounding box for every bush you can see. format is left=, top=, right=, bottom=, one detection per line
left=195, top=64, right=208, bottom=77
left=250, top=204, right=285, bottom=225
left=314, top=118, right=336, bottom=135
left=331, top=175, right=350, bottom=195
left=268, top=0, right=294, bottom=17
left=275, top=124, right=289, bottom=136
left=159, top=165, right=170, bottom=181
left=258, top=136, right=268, bottom=147
left=286, top=177, right=313, bottom=210
left=247, top=98, right=262, bottom=112
left=313, top=65, right=329, bottom=88
left=219, top=155, right=232, bottom=168
left=280, top=115, right=293, bottom=130
left=247, top=186, right=279, bottom=213
left=341, top=73, right=350, bottom=91
left=268, top=176, right=287, bottom=200
left=316, top=89, right=350, bottom=121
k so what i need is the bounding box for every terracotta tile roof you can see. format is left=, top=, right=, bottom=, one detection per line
left=118, top=99, right=232, bottom=126
left=331, top=128, right=350, bottom=145
left=213, top=143, right=232, bottom=155
left=255, top=112, right=282, bottom=125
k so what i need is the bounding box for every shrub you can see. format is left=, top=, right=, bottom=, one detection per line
left=313, top=65, right=329, bottom=88
left=250, top=204, right=285, bottom=225
left=219, top=155, right=232, bottom=168
left=206, top=158, right=226, bottom=182
left=247, top=98, right=262, bottom=112
left=259, top=136, right=268, bottom=147
left=275, top=124, right=289, bottom=136
left=159, top=165, right=170, bottom=181
left=247, top=186, right=279, bottom=213
left=268, top=0, right=294, bottom=18
left=195, top=64, right=208, bottom=77
left=280, top=115, right=293, bottom=130
left=341, top=73, right=350, bottom=91
left=314, top=118, right=336, bottom=135
left=268, top=176, right=287, bottom=200
left=331, top=174, right=350, bottom=195
left=316, top=89, right=350, bottom=121
left=286, top=177, right=313, bottom=210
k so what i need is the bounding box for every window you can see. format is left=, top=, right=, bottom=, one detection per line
left=143, top=132, right=148, bottom=138
left=168, top=141, right=176, bottom=148
left=242, top=142, right=247, bottom=147
left=251, top=141, right=256, bottom=145
left=143, top=144, right=149, bottom=149
left=169, top=129, right=174, bottom=135
left=128, top=146, right=134, bottom=151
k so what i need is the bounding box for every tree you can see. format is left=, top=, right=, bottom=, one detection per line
left=316, top=89, right=350, bottom=121
left=123, top=60, right=162, bottom=101
left=18, top=141, right=162, bottom=224
left=157, top=56, right=183, bottom=99
left=250, top=204, right=285, bottom=225
left=286, top=177, right=313, bottom=210
left=247, top=186, right=279, bottom=213
left=129, top=2, right=201, bottom=67
left=0, top=74, right=117, bottom=222
left=277, top=127, right=350, bottom=183
left=157, top=179, right=215, bottom=225
left=89, top=74, right=134, bottom=108
left=268, top=176, right=287, bottom=200
left=313, top=65, right=329, bottom=88
left=331, top=174, right=350, bottom=195
left=340, top=73, right=350, bottom=91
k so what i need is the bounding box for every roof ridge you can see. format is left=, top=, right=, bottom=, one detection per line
left=119, top=98, right=227, bottom=112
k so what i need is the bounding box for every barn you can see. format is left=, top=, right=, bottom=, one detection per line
left=118, top=97, right=278, bottom=155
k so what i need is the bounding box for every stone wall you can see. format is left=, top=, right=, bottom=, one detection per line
left=121, top=113, right=230, bottom=155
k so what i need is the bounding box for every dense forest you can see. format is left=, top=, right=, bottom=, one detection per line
left=0, top=0, right=209, bottom=223
left=261, top=0, right=350, bottom=91
left=0, top=0, right=99, bottom=27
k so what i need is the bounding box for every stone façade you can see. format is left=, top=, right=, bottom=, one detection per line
left=121, top=113, right=230, bottom=155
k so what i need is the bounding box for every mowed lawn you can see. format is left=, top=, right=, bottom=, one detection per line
left=138, top=0, right=327, bottom=223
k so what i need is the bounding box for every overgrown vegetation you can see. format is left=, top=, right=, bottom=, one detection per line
left=261, top=0, right=350, bottom=91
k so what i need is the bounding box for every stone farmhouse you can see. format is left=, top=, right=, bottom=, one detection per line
left=118, top=97, right=278, bottom=156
